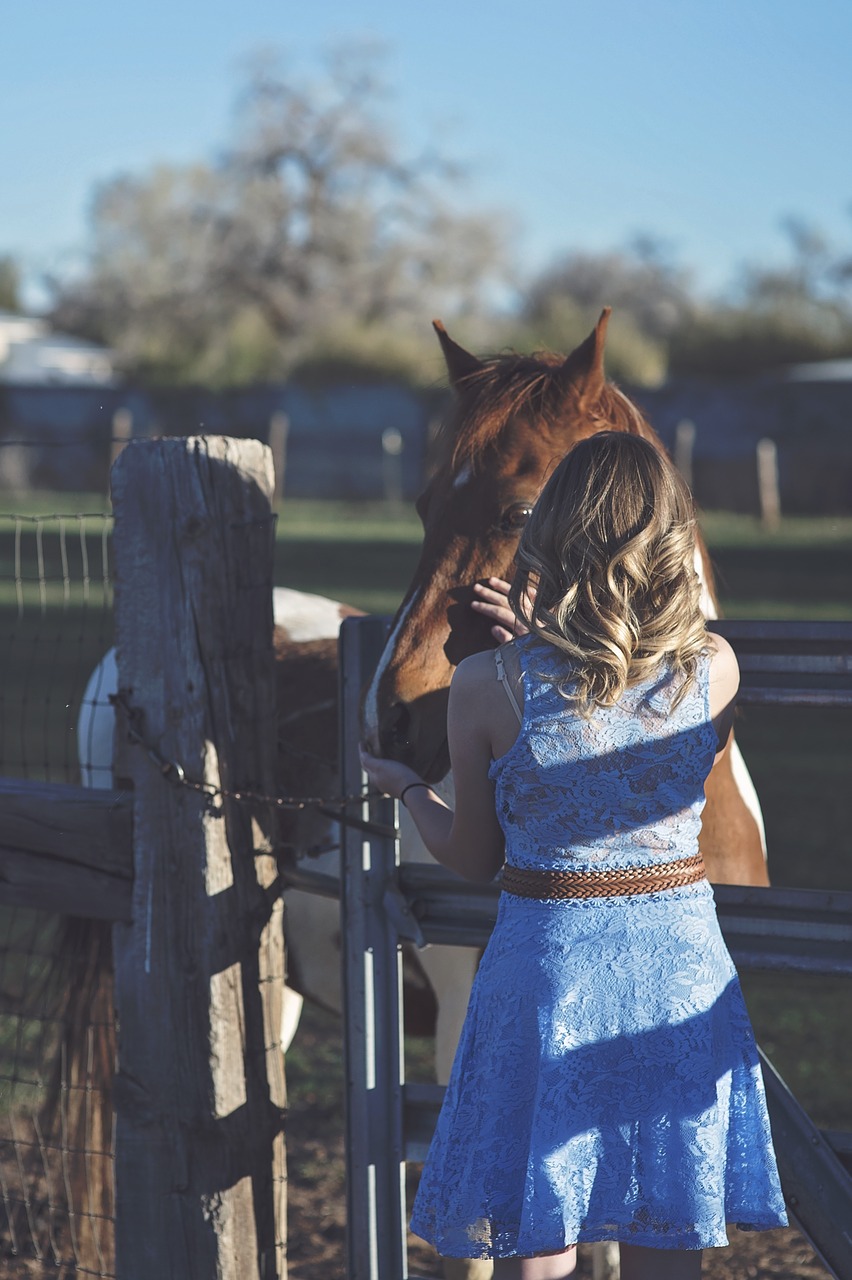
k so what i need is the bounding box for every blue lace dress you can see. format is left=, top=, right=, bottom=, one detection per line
left=410, top=635, right=787, bottom=1257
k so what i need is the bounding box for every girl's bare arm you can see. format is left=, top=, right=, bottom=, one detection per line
left=359, top=653, right=505, bottom=883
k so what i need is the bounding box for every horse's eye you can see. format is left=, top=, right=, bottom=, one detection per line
left=498, top=504, right=533, bottom=534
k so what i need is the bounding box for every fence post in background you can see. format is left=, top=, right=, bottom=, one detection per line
left=757, top=437, right=781, bottom=530
left=111, top=436, right=285, bottom=1279
left=381, top=427, right=404, bottom=507
left=674, top=419, right=696, bottom=492
left=268, top=411, right=289, bottom=503
left=110, top=408, right=133, bottom=479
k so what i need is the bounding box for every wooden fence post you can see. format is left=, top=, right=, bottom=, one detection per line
left=381, top=427, right=404, bottom=507
left=110, top=408, right=133, bottom=473
left=674, top=419, right=696, bottom=492
left=268, top=412, right=289, bottom=503
left=111, top=436, right=286, bottom=1279
left=757, top=437, right=781, bottom=530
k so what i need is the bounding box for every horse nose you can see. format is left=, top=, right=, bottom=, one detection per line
left=380, top=701, right=413, bottom=755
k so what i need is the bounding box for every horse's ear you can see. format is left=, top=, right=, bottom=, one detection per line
left=433, top=319, right=484, bottom=387
left=559, top=307, right=612, bottom=406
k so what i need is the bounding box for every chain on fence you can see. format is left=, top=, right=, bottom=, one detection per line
left=0, top=510, right=116, bottom=1278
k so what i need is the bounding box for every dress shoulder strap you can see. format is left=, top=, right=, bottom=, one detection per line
left=494, top=645, right=523, bottom=724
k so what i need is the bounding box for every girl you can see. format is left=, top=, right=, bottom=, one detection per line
left=360, top=433, right=786, bottom=1280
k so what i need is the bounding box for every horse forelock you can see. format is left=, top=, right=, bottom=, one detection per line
left=436, top=354, right=652, bottom=478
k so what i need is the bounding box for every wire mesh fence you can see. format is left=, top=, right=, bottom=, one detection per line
left=0, top=510, right=116, bottom=1277
left=0, top=512, right=113, bottom=784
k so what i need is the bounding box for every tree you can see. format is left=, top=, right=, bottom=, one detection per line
left=506, top=238, right=696, bottom=385
left=669, top=217, right=852, bottom=377
left=0, top=256, right=21, bottom=313
left=48, top=47, right=509, bottom=385
left=512, top=220, right=852, bottom=382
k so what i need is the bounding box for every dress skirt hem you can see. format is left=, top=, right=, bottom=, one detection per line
left=410, top=1213, right=790, bottom=1259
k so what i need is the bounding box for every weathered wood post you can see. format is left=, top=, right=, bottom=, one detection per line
left=757, top=437, right=781, bottom=530
left=111, top=408, right=133, bottom=473
left=268, top=412, right=290, bottom=503
left=674, top=419, right=696, bottom=492
left=381, top=427, right=404, bottom=507
left=111, top=436, right=286, bottom=1279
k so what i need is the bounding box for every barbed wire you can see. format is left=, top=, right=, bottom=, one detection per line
left=0, top=438, right=126, bottom=448
left=0, top=436, right=250, bottom=448
left=0, top=511, right=112, bottom=520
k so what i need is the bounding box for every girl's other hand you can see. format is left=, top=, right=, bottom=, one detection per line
left=471, top=577, right=529, bottom=643
left=358, top=744, right=422, bottom=801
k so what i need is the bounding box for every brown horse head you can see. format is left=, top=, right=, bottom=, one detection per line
left=362, top=310, right=686, bottom=779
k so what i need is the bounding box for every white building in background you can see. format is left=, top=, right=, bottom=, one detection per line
left=0, top=311, right=116, bottom=385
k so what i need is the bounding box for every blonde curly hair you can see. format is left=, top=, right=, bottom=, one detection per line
left=508, top=432, right=709, bottom=712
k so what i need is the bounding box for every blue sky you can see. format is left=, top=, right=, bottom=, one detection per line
left=3, top=0, right=851, bottom=307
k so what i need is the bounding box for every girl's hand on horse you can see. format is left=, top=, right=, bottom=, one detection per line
left=358, top=744, right=423, bottom=801
left=471, top=577, right=529, bottom=643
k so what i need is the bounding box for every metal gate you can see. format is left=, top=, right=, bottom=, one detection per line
left=337, top=617, right=852, bottom=1280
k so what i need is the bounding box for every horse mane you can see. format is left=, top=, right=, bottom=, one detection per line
left=435, top=351, right=652, bottom=473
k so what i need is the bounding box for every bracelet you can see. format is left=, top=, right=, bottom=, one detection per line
left=399, top=781, right=432, bottom=808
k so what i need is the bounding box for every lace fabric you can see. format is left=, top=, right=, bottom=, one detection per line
left=410, top=636, right=787, bottom=1257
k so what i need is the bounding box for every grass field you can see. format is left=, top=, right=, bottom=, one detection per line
left=0, top=493, right=850, bottom=1277
left=270, top=500, right=852, bottom=619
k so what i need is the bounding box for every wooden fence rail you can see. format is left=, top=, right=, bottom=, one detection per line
left=0, top=778, right=132, bottom=920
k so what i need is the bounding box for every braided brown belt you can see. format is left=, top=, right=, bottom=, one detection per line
left=501, top=855, right=707, bottom=900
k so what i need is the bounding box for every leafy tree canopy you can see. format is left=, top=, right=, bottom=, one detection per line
left=0, top=257, right=22, bottom=313
left=44, top=47, right=852, bottom=387
left=48, top=46, right=509, bottom=386
left=669, top=216, right=852, bottom=378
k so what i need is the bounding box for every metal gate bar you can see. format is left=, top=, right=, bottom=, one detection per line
left=340, top=616, right=407, bottom=1280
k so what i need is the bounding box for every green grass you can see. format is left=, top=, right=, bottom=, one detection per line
left=740, top=973, right=852, bottom=1130
left=272, top=501, right=852, bottom=618
left=699, top=511, right=852, bottom=548
left=4, top=492, right=849, bottom=617
left=733, top=706, right=852, bottom=892
left=700, top=509, right=852, bottom=620
left=273, top=498, right=422, bottom=614
left=276, top=497, right=423, bottom=544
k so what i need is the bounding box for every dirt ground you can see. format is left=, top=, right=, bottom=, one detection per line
left=285, top=1005, right=832, bottom=1280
